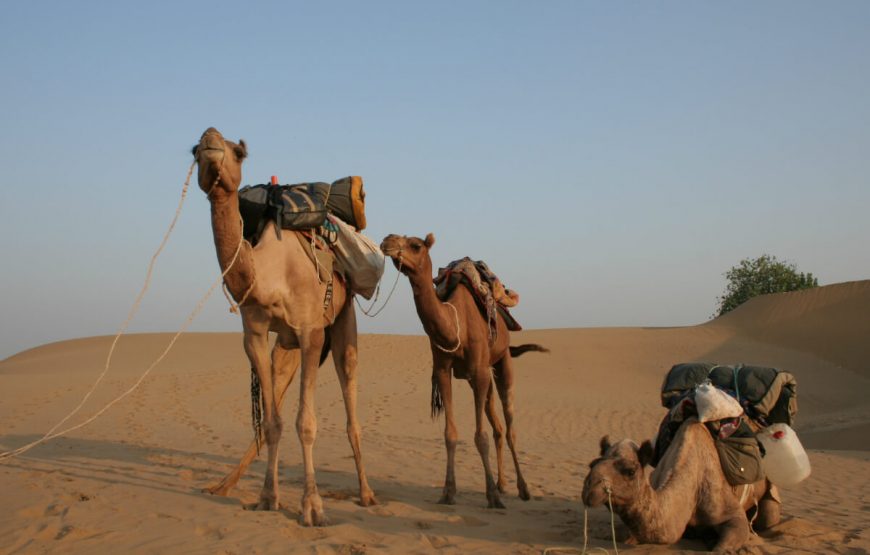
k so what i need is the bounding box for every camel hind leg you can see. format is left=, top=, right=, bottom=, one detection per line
left=203, top=341, right=300, bottom=496
left=330, top=302, right=377, bottom=507
left=751, top=482, right=782, bottom=531
left=471, top=369, right=505, bottom=509
left=493, top=356, right=530, bottom=500
left=484, top=378, right=507, bottom=493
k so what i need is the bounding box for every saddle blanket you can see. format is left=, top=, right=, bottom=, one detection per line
left=433, top=257, right=521, bottom=336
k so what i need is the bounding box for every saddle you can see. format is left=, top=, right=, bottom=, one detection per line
left=433, top=257, right=522, bottom=337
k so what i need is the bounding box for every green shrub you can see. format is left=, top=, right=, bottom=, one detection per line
left=716, top=254, right=818, bottom=316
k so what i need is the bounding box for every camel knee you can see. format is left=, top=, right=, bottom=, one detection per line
left=263, top=415, right=283, bottom=444
left=491, top=426, right=504, bottom=445
left=296, top=412, right=317, bottom=445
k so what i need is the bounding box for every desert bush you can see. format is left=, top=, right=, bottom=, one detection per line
left=716, top=254, right=818, bottom=316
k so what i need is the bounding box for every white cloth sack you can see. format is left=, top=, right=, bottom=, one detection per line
left=328, top=215, right=385, bottom=300
left=694, top=381, right=743, bottom=422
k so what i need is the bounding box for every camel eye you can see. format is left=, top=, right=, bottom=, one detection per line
left=411, top=243, right=421, bottom=252
left=616, top=461, right=637, bottom=478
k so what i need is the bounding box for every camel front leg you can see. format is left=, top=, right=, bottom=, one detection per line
left=331, top=304, right=377, bottom=506
left=242, top=326, right=282, bottom=511
left=297, top=328, right=328, bottom=526
left=484, top=378, right=507, bottom=494
left=712, top=514, right=751, bottom=553
left=434, top=361, right=458, bottom=505
left=204, top=344, right=300, bottom=496
left=494, top=356, right=530, bottom=500
left=472, top=371, right=505, bottom=509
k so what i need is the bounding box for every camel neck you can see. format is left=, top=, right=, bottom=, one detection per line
left=617, top=476, right=693, bottom=543
left=408, top=269, right=460, bottom=350
left=209, top=192, right=255, bottom=301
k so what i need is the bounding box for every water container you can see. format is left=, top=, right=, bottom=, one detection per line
left=757, top=423, right=811, bottom=487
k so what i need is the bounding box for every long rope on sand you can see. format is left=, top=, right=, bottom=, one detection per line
left=0, top=163, right=243, bottom=462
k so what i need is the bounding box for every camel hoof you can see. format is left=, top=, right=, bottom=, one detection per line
left=437, top=494, right=456, bottom=505
left=487, top=497, right=506, bottom=509
left=255, top=496, right=279, bottom=511
left=201, top=483, right=231, bottom=496
left=518, top=485, right=531, bottom=501
left=359, top=491, right=379, bottom=507
left=300, top=509, right=330, bottom=527
left=301, top=493, right=328, bottom=527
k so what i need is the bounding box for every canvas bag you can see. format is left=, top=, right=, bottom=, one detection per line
left=695, top=381, right=744, bottom=423
left=328, top=215, right=384, bottom=299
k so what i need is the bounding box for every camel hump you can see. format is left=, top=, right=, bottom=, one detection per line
left=509, top=344, right=549, bottom=358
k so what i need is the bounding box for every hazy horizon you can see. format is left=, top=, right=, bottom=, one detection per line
left=2, top=1, right=869, bottom=360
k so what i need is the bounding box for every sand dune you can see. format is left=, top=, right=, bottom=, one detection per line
left=1, top=281, right=868, bottom=553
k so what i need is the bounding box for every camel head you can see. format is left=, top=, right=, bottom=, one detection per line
left=380, top=233, right=436, bottom=278
left=191, top=127, right=248, bottom=197
left=582, top=435, right=655, bottom=508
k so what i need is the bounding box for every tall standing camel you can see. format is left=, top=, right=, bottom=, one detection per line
left=582, top=419, right=781, bottom=552
left=380, top=233, right=547, bottom=508
left=192, top=127, right=376, bottom=526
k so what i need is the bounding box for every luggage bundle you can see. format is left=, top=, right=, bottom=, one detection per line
left=654, top=362, right=807, bottom=487
left=237, top=176, right=383, bottom=300
left=660, top=362, right=797, bottom=426
left=238, top=176, right=367, bottom=244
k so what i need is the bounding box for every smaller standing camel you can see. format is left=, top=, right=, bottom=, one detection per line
left=582, top=419, right=781, bottom=552
left=380, top=233, right=548, bottom=508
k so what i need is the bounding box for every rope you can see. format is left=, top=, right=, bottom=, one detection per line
left=0, top=165, right=246, bottom=462
left=606, top=487, right=619, bottom=554
left=355, top=258, right=402, bottom=318
left=433, top=301, right=462, bottom=353
left=222, top=266, right=256, bottom=314
left=541, top=503, right=616, bottom=555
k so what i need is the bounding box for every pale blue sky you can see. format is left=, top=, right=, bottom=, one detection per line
left=1, top=1, right=868, bottom=359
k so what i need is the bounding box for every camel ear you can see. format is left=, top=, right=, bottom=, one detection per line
left=637, top=440, right=655, bottom=467
left=424, top=233, right=435, bottom=248
left=191, top=144, right=199, bottom=157
left=234, top=140, right=248, bottom=160
left=599, top=436, right=612, bottom=456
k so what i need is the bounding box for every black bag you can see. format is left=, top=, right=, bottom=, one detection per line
left=660, top=362, right=797, bottom=426
left=238, top=183, right=327, bottom=243
left=237, top=177, right=367, bottom=244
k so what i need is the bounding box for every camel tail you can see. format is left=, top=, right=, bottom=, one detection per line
left=509, top=343, right=550, bottom=358
left=431, top=375, right=444, bottom=419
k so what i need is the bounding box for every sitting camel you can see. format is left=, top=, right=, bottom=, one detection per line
left=380, top=233, right=548, bottom=508
left=192, top=128, right=376, bottom=526
left=582, top=419, right=781, bottom=552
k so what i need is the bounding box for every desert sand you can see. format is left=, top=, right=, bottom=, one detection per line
left=1, top=280, right=868, bottom=554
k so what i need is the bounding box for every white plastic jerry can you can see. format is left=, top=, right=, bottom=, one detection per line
left=757, top=423, right=811, bottom=487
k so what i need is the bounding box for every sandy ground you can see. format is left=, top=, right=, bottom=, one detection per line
left=1, top=281, right=868, bottom=554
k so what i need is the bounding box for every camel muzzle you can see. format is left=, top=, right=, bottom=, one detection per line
left=197, top=129, right=227, bottom=163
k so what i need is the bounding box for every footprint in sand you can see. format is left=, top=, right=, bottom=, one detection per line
left=446, top=514, right=489, bottom=527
